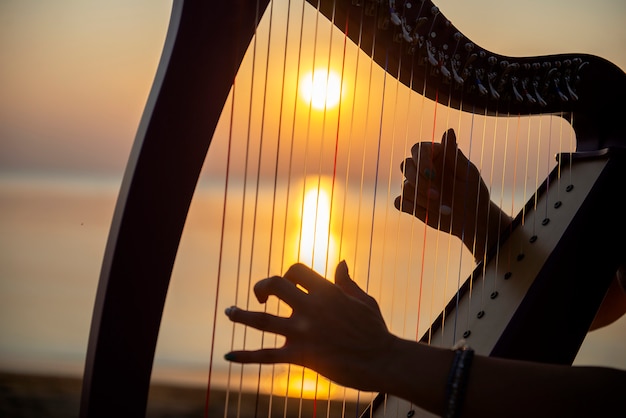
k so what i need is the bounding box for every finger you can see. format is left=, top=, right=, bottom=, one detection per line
left=440, top=128, right=458, bottom=171
left=283, top=263, right=328, bottom=293
left=395, top=181, right=433, bottom=214
left=394, top=181, right=416, bottom=214
left=335, top=261, right=380, bottom=311
left=225, top=347, right=289, bottom=364
left=395, top=192, right=427, bottom=219
left=334, top=261, right=361, bottom=298
left=254, top=275, right=307, bottom=306
left=225, top=306, right=293, bottom=335
left=411, top=141, right=444, bottom=183
left=397, top=177, right=444, bottom=214
left=401, top=157, right=418, bottom=185
left=411, top=140, right=434, bottom=163
left=441, top=129, right=471, bottom=180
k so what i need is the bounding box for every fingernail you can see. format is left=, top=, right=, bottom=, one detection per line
left=225, top=306, right=237, bottom=317
left=224, top=352, right=235, bottom=361
left=440, top=205, right=452, bottom=215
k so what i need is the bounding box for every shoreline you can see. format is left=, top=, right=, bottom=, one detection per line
left=0, top=372, right=364, bottom=417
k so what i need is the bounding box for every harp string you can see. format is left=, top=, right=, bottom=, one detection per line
left=269, top=0, right=304, bottom=415
left=411, top=68, right=433, bottom=346
left=387, top=35, right=417, bottom=343
left=307, top=0, right=340, bottom=411
left=334, top=4, right=372, bottom=411
left=196, top=1, right=579, bottom=416
left=497, top=112, right=512, bottom=290
left=272, top=0, right=312, bottom=413
left=222, top=0, right=287, bottom=414
left=250, top=1, right=279, bottom=412
left=205, top=75, right=240, bottom=418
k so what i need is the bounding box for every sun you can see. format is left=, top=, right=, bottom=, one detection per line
left=300, top=68, right=342, bottom=110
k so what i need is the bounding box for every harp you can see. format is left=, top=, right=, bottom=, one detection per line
left=80, top=1, right=626, bottom=417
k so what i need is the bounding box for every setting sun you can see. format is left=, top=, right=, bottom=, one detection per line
left=300, top=68, right=342, bottom=110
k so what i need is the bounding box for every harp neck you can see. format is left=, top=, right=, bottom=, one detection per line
left=312, top=0, right=626, bottom=150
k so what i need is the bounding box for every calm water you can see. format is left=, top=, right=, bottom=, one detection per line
left=1, top=174, right=624, bottom=394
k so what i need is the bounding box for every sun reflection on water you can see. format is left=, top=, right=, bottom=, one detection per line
left=298, top=179, right=338, bottom=275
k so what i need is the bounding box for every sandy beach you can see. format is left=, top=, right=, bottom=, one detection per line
left=0, top=372, right=363, bottom=417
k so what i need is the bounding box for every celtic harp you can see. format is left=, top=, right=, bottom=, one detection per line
left=80, top=1, right=626, bottom=417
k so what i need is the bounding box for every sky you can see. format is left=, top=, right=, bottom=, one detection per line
left=1, top=0, right=625, bottom=177
left=0, top=0, right=625, bottom=398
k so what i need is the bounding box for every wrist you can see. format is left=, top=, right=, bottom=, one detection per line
left=469, top=201, right=512, bottom=261
left=378, top=338, right=453, bottom=415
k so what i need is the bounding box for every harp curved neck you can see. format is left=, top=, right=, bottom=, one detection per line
left=312, top=0, right=626, bottom=150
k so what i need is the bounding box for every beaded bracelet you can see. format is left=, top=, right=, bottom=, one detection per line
left=443, top=341, right=474, bottom=418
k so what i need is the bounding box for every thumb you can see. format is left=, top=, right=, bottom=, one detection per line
left=442, top=128, right=471, bottom=174
left=441, top=128, right=458, bottom=166
left=335, top=261, right=383, bottom=317
left=335, top=261, right=366, bottom=299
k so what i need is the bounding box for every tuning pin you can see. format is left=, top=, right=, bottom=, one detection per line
left=426, top=42, right=439, bottom=66
left=553, top=79, right=569, bottom=102
left=431, top=6, right=439, bottom=14
left=390, top=11, right=402, bottom=26
left=440, top=62, right=451, bottom=78
left=415, top=16, right=429, bottom=29
left=452, top=65, right=465, bottom=84
left=475, top=77, right=488, bottom=95
left=464, top=42, right=474, bottom=52
left=520, top=79, right=536, bottom=104
left=564, top=77, right=579, bottom=101
left=488, top=77, right=500, bottom=99
left=511, top=81, right=524, bottom=102
left=533, top=81, right=547, bottom=107
left=402, top=26, right=414, bottom=42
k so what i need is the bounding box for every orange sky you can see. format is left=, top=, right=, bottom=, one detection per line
left=0, top=0, right=624, bottom=176
left=1, top=0, right=625, bottom=395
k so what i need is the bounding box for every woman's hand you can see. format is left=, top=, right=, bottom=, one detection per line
left=394, top=129, right=509, bottom=259
left=224, top=261, right=398, bottom=392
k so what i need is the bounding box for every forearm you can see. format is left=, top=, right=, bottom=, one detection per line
left=461, top=200, right=512, bottom=261
left=380, top=337, right=626, bottom=417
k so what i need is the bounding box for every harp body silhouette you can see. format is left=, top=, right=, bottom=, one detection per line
left=80, top=1, right=626, bottom=417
